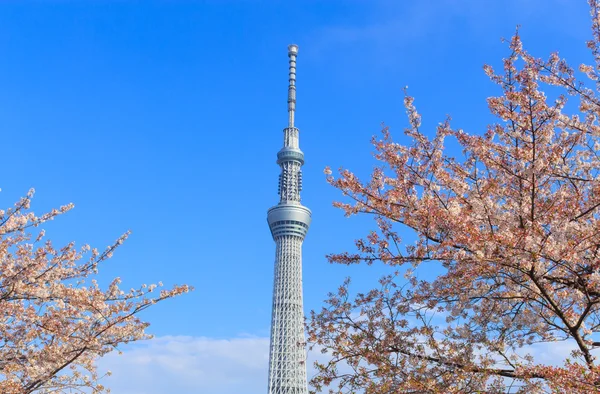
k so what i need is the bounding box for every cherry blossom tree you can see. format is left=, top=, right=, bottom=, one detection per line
left=0, top=189, right=190, bottom=393
left=308, top=1, right=600, bottom=393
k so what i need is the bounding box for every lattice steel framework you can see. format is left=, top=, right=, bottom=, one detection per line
left=266, top=44, right=311, bottom=394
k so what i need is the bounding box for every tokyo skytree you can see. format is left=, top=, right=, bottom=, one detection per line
left=266, top=44, right=311, bottom=394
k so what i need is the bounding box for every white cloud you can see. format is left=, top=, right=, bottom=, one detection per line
left=525, top=340, right=579, bottom=366
left=98, top=336, right=270, bottom=394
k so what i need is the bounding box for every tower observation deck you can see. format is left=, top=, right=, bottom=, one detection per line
left=266, top=44, right=311, bottom=394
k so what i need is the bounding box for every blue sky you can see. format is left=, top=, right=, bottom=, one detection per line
left=0, top=0, right=593, bottom=392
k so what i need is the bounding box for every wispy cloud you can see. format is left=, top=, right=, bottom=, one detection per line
left=311, top=0, right=447, bottom=55
left=310, top=0, right=587, bottom=58
left=98, top=336, right=269, bottom=394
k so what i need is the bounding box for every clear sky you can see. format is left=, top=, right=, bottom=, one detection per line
left=0, top=0, right=592, bottom=392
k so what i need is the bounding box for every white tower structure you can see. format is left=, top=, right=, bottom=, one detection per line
left=266, top=44, right=311, bottom=394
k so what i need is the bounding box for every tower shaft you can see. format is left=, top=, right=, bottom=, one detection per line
left=268, top=236, right=306, bottom=393
left=267, top=44, right=310, bottom=394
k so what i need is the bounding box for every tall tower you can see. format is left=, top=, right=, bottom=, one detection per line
left=266, top=44, right=311, bottom=394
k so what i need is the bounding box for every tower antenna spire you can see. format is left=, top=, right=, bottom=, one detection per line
left=287, top=44, right=298, bottom=128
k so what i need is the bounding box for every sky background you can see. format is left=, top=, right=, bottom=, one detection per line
left=0, top=0, right=593, bottom=393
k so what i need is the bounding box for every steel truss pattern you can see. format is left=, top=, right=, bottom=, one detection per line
left=266, top=44, right=311, bottom=394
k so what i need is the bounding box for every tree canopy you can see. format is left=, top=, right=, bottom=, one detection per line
left=0, top=189, right=189, bottom=393
left=309, top=1, right=600, bottom=392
